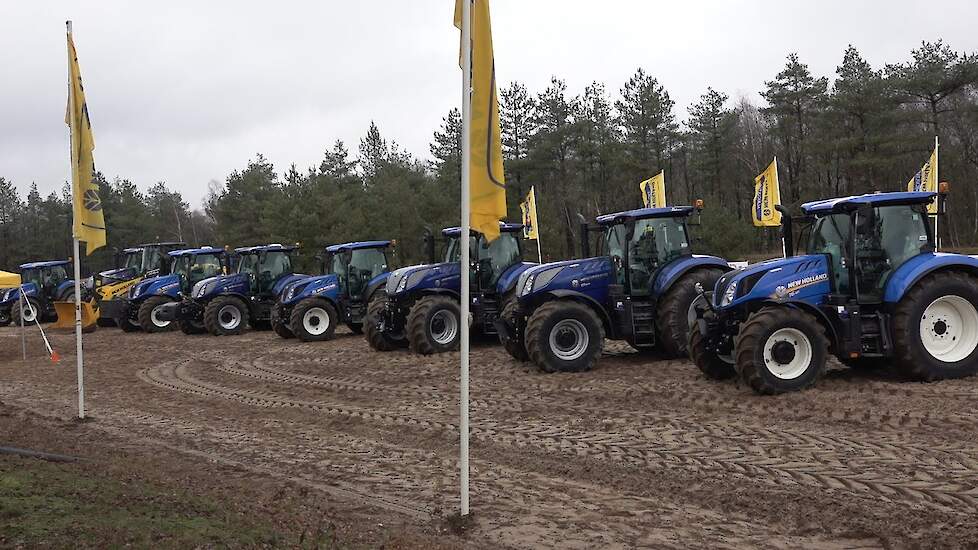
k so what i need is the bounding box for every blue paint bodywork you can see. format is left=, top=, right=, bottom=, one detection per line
left=801, top=191, right=936, bottom=215
left=129, top=274, right=182, bottom=303
left=883, top=253, right=978, bottom=303
left=712, top=255, right=832, bottom=310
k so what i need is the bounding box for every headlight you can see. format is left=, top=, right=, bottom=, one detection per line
left=129, top=285, right=140, bottom=299
left=520, top=273, right=536, bottom=296
left=397, top=275, right=408, bottom=293
left=720, top=280, right=738, bottom=307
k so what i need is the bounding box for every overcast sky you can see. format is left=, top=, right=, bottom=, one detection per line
left=1, top=1, right=975, bottom=208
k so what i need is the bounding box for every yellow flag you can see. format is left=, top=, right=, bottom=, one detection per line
left=455, top=0, right=506, bottom=242
left=520, top=187, right=539, bottom=240
left=752, top=159, right=782, bottom=227
left=906, top=144, right=938, bottom=214
left=639, top=171, right=666, bottom=208
left=66, top=28, right=106, bottom=255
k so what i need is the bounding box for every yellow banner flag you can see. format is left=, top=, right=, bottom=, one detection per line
left=906, top=144, right=938, bottom=214
left=520, top=187, right=539, bottom=240
left=455, top=0, right=506, bottom=242
left=640, top=171, right=666, bottom=208
left=66, top=28, right=106, bottom=255
left=752, top=159, right=782, bottom=227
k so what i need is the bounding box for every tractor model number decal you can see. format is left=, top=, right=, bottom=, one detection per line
left=158, top=283, right=179, bottom=294
left=772, top=273, right=828, bottom=301
left=312, top=283, right=336, bottom=294
left=572, top=272, right=606, bottom=289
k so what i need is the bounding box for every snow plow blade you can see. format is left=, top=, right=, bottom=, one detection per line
left=52, top=301, right=99, bottom=333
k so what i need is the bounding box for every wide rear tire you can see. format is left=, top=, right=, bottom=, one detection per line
left=734, top=306, right=827, bottom=395
left=364, top=293, right=403, bottom=352
left=525, top=300, right=604, bottom=373
left=657, top=268, right=725, bottom=358
left=204, top=296, right=249, bottom=336
left=892, top=271, right=978, bottom=381
left=138, top=296, right=175, bottom=333
left=407, top=296, right=460, bottom=355
left=289, top=298, right=338, bottom=342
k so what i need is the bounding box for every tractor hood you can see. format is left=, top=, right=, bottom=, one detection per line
left=713, top=254, right=831, bottom=310
left=0, top=283, right=38, bottom=306
left=98, top=267, right=138, bottom=284
left=516, top=256, right=613, bottom=301
left=280, top=274, right=340, bottom=305
left=129, top=274, right=181, bottom=302
left=191, top=273, right=248, bottom=299
left=385, top=262, right=459, bottom=297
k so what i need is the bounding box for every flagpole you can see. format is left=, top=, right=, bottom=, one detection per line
left=67, top=20, right=85, bottom=420
left=934, top=135, right=940, bottom=251
left=20, top=289, right=26, bottom=361
left=459, top=0, right=472, bottom=517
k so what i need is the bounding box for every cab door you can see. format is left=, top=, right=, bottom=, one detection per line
left=853, top=205, right=929, bottom=303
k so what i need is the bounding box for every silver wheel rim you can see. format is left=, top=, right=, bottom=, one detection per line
left=218, top=304, right=242, bottom=330
left=549, top=319, right=589, bottom=361
left=763, top=327, right=813, bottom=380
left=429, top=309, right=458, bottom=345
left=151, top=305, right=171, bottom=328
left=22, top=304, right=37, bottom=323
left=302, top=307, right=331, bottom=336
left=920, top=295, right=978, bottom=363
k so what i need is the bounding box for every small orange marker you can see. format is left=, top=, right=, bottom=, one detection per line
left=50, top=351, right=61, bottom=363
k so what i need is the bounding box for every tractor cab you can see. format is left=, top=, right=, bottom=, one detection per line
left=323, top=241, right=390, bottom=299
left=235, top=244, right=298, bottom=297
left=442, top=224, right=524, bottom=293
left=170, top=247, right=228, bottom=295
left=101, top=242, right=185, bottom=284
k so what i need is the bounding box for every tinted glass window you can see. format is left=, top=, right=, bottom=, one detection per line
left=189, top=254, right=223, bottom=286
left=855, top=206, right=929, bottom=300
left=476, top=233, right=521, bottom=286
left=628, top=217, right=689, bottom=295
left=605, top=224, right=627, bottom=286
left=808, top=213, right=851, bottom=293
left=143, top=248, right=162, bottom=272
left=123, top=252, right=142, bottom=270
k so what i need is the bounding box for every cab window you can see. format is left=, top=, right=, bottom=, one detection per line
left=189, top=254, right=223, bottom=286
left=627, top=217, right=690, bottom=296
left=605, top=224, right=627, bottom=286
left=348, top=248, right=388, bottom=296
left=475, top=233, right=521, bottom=287
left=808, top=213, right=851, bottom=293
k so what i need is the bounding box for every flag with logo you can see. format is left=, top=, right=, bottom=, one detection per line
left=520, top=187, right=539, bottom=240
left=640, top=171, right=666, bottom=208
left=752, top=159, right=782, bottom=227
left=906, top=144, right=938, bottom=214
left=66, top=28, right=106, bottom=255
left=455, top=0, right=506, bottom=242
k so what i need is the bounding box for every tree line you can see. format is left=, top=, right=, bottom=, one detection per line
left=2, top=40, right=977, bottom=275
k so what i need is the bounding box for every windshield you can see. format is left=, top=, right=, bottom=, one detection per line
left=174, top=254, right=223, bottom=289
left=142, top=247, right=163, bottom=273
left=237, top=253, right=261, bottom=275
left=476, top=232, right=521, bottom=286
left=627, top=217, right=690, bottom=295
left=122, top=251, right=142, bottom=271
left=444, top=236, right=461, bottom=263
left=349, top=248, right=388, bottom=295
left=21, top=266, right=68, bottom=289
left=855, top=205, right=929, bottom=300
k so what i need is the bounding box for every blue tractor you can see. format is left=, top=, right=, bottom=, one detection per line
left=123, top=247, right=228, bottom=333
left=365, top=222, right=533, bottom=354
left=688, top=190, right=978, bottom=394
left=156, top=244, right=305, bottom=336
left=497, top=205, right=730, bottom=373
left=272, top=240, right=391, bottom=341
left=0, top=261, right=75, bottom=326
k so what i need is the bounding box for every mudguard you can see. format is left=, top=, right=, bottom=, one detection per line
left=883, top=253, right=978, bottom=303
left=496, top=262, right=535, bottom=295
left=653, top=255, right=730, bottom=296
left=363, top=272, right=389, bottom=302
left=546, top=289, right=614, bottom=331
left=55, top=280, right=76, bottom=300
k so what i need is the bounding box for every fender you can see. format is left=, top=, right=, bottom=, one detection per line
left=542, top=289, right=614, bottom=334
left=496, top=262, right=535, bottom=295
left=653, top=255, right=731, bottom=297
left=55, top=280, right=77, bottom=300
left=883, top=253, right=978, bottom=303
left=272, top=273, right=308, bottom=297
left=419, top=288, right=461, bottom=300
left=364, top=274, right=389, bottom=302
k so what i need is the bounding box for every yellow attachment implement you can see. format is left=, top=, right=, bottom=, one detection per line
left=52, top=300, right=99, bottom=333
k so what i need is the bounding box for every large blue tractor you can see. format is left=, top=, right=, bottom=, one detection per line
left=365, top=222, right=533, bottom=354
left=123, top=247, right=228, bottom=333
left=497, top=205, right=730, bottom=373
left=272, top=240, right=391, bottom=341
left=156, top=244, right=305, bottom=336
left=0, top=261, right=75, bottom=326
left=688, top=190, right=978, bottom=394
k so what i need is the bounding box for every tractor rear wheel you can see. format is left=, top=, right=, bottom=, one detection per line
left=204, top=296, right=249, bottom=336
left=499, top=297, right=528, bottom=361
left=364, top=293, right=403, bottom=351
left=10, top=298, right=40, bottom=325
left=525, top=300, right=604, bottom=373
left=892, top=271, right=978, bottom=381
left=688, top=324, right=736, bottom=380
left=734, top=306, right=827, bottom=395
left=407, top=296, right=460, bottom=354
left=289, top=298, right=337, bottom=342
left=180, top=318, right=207, bottom=335
left=657, top=268, right=724, bottom=358
left=138, top=296, right=175, bottom=333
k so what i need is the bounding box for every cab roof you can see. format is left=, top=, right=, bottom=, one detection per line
left=441, top=222, right=523, bottom=237
left=20, top=260, right=71, bottom=269
left=595, top=206, right=695, bottom=226
left=801, top=191, right=936, bottom=215
left=168, top=246, right=226, bottom=258
left=233, top=244, right=298, bottom=254
left=324, top=240, right=391, bottom=254
left=137, top=241, right=186, bottom=248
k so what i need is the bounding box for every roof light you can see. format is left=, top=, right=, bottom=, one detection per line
left=939, top=181, right=950, bottom=194
left=694, top=199, right=705, bottom=210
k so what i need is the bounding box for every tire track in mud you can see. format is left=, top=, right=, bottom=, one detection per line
left=140, top=359, right=978, bottom=513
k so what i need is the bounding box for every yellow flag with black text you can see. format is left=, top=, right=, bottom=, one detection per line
left=455, top=0, right=506, bottom=241
left=906, top=145, right=938, bottom=214
left=752, top=159, right=782, bottom=227
left=640, top=171, right=666, bottom=208
left=520, top=187, right=539, bottom=240
left=66, top=28, right=106, bottom=255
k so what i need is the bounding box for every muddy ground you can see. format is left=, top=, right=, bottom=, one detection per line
left=2, top=324, right=978, bottom=549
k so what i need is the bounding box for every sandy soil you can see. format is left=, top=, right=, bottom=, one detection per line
left=3, top=323, right=978, bottom=549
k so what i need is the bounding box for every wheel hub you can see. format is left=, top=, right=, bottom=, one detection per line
left=303, top=307, right=330, bottom=336
left=920, top=295, right=978, bottom=363
left=770, top=341, right=796, bottom=365
left=549, top=319, right=589, bottom=361
left=762, top=327, right=813, bottom=380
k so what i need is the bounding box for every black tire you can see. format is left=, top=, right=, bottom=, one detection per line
left=688, top=323, right=736, bottom=380
left=657, top=268, right=724, bottom=358
left=499, top=297, right=528, bottom=361
left=0, top=308, right=10, bottom=327
left=118, top=316, right=141, bottom=332
left=364, top=293, right=403, bottom=352
left=346, top=322, right=363, bottom=334
left=407, top=295, right=460, bottom=354
left=180, top=318, right=207, bottom=335
left=137, top=296, right=175, bottom=333
left=250, top=319, right=272, bottom=331
left=525, top=300, right=604, bottom=373
left=273, top=320, right=294, bottom=339
left=892, top=271, right=978, bottom=381
left=289, top=298, right=338, bottom=342
left=734, top=306, right=828, bottom=395
left=203, top=296, right=249, bottom=336
left=11, top=298, right=41, bottom=325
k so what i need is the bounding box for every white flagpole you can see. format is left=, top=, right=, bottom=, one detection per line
left=67, top=20, right=85, bottom=419
left=20, top=288, right=26, bottom=361
left=934, top=135, right=940, bottom=251
left=459, top=0, right=472, bottom=517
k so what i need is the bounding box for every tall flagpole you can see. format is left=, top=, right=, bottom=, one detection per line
left=934, top=135, right=940, bottom=251
left=459, top=0, right=472, bottom=517
left=67, top=20, right=85, bottom=419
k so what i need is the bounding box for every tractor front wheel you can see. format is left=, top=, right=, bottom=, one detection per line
left=138, top=296, right=175, bottom=333
left=118, top=317, right=141, bottom=332
left=204, top=296, right=249, bottom=336
left=893, top=271, right=978, bottom=381
left=525, top=300, right=604, bottom=373
left=734, top=306, right=828, bottom=395
left=407, top=296, right=460, bottom=354
left=10, top=298, right=40, bottom=325
left=0, top=308, right=10, bottom=327
left=289, top=298, right=338, bottom=342
left=364, top=293, right=403, bottom=352
left=499, top=297, right=528, bottom=361
left=688, top=324, right=736, bottom=380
